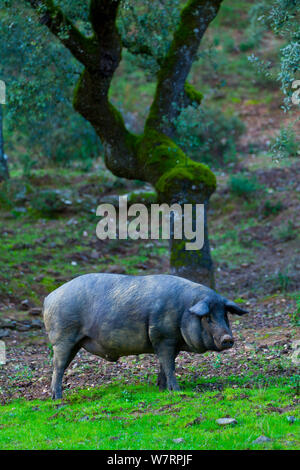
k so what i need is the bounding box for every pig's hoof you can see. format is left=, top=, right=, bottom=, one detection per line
left=168, top=382, right=180, bottom=392
left=158, top=383, right=167, bottom=391
left=157, top=376, right=167, bottom=391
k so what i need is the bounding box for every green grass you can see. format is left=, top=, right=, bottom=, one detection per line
left=0, top=378, right=298, bottom=450
left=210, top=221, right=260, bottom=266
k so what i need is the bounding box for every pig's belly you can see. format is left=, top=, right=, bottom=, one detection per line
left=81, top=322, right=154, bottom=360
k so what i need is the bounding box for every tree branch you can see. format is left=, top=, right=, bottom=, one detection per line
left=121, top=38, right=163, bottom=66
left=27, top=0, right=139, bottom=179
left=72, top=1, right=141, bottom=179
left=88, top=0, right=122, bottom=77
left=73, top=69, right=141, bottom=180
left=146, top=0, right=223, bottom=134
left=27, top=0, right=96, bottom=68
left=89, top=0, right=120, bottom=39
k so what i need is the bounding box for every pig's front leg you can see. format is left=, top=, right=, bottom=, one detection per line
left=155, top=339, right=180, bottom=391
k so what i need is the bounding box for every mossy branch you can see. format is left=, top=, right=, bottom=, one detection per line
left=184, top=82, right=203, bottom=106
left=27, top=0, right=96, bottom=68
left=146, top=0, right=223, bottom=134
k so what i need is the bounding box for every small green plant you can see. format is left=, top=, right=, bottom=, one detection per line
left=287, top=375, right=300, bottom=396
left=273, top=270, right=291, bottom=292
left=0, top=180, right=33, bottom=209
left=223, top=35, right=237, bottom=53
left=239, top=39, right=256, bottom=52
left=29, top=189, right=72, bottom=217
left=19, top=153, right=38, bottom=178
left=174, top=106, right=245, bottom=168
left=229, top=174, right=264, bottom=199
left=234, top=297, right=247, bottom=304
left=240, top=2, right=266, bottom=52
left=47, top=343, right=54, bottom=359
left=213, top=355, right=223, bottom=369
left=273, top=220, right=297, bottom=242
left=10, top=365, right=33, bottom=382
left=290, top=298, right=300, bottom=326
left=0, top=181, right=13, bottom=209
left=121, top=390, right=135, bottom=403
left=271, top=127, right=299, bottom=160
left=262, top=200, right=283, bottom=217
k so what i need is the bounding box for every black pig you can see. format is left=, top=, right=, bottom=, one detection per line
left=43, top=274, right=247, bottom=399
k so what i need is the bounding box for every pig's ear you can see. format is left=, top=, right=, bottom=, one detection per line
left=189, top=301, right=209, bottom=317
left=224, top=299, right=248, bottom=316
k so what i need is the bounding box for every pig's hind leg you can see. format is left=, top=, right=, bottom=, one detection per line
left=51, top=340, right=81, bottom=399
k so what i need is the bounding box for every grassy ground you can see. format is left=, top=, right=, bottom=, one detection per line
left=0, top=378, right=299, bottom=450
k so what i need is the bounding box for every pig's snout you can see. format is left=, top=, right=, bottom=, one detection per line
left=219, top=334, right=234, bottom=349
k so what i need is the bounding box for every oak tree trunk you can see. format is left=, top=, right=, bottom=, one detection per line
left=28, top=0, right=224, bottom=287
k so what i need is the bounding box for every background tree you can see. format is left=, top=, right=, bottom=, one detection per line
left=0, top=104, right=9, bottom=181
left=249, top=0, right=299, bottom=160
left=5, top=0, right=226, bottom=286
left=0, top=2, right=101, bottom=171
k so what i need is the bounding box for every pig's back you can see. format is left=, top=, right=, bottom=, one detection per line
left=43, top=273, right=202, bottom=336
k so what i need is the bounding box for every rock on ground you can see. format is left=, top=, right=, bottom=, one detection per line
left=216, top=418, right=237, bottom=425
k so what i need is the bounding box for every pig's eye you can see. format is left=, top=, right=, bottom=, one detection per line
left=224, top=314, right=229, bottom=326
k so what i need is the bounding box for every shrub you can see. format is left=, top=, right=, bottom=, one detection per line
left=271, top=270, right=291, bottom=292
left=29, top=189, right=73, bottom=216
left=262, top=200, right=283, bottom=217
left=0, top=180, right=34, bottom=209
left=290, top=298, right=300, bottom=327
left=229, top=173, right=264, bottom=199
left=19, top=153, right=38, bottom=178
left=223, top=35, right=237, bottom=53
left=272, top=220, right=298, bottom=241
left=271, top=126, right=299, bottom=160
left=239, top=40, right=256, bottom=52
left=174, top=106, right=245, bottom=168
left=239, top=2, right=267, bottom=52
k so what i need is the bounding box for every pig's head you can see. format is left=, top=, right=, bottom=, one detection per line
left=180, top=295, right=247, bottom=353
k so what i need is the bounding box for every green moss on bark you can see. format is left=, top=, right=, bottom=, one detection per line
left=138, top=128, right=216, bottom=200
left=170, top=240, right=203, bottom=268
left=156, top=160, right=216, bottom=200
left=72, top=71, right=84, bottom=110
left=184, top=82, right=203, bottom=105
left=108, top=102, right=140, bottom=152
left=138, top=130, right=187, bottom=182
